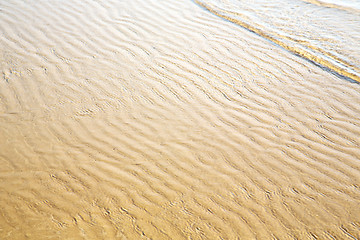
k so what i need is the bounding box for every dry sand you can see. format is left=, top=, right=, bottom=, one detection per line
left=0, top=0, right=360, bottom=239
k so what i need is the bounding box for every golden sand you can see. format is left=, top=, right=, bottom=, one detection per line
left=0, top=0, right=360, bottom=239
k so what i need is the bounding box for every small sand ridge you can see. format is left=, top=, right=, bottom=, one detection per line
left=0, top=0, right=360, bottom=239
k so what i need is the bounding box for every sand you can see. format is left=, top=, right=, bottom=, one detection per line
left=0, top=0, right=360, bottom=239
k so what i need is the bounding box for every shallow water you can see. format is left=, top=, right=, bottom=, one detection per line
left=195, top=0, right=360, bottom=82
left=1, top=0, right=360, bottom=239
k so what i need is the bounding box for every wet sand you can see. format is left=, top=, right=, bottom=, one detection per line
left=1, top=0, right=360, bottom=239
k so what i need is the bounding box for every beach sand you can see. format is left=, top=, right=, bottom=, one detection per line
left=0, top=0, right=360, bottom=239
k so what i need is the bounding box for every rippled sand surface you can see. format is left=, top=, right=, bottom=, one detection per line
left=1, top=0, right=360, bottom=239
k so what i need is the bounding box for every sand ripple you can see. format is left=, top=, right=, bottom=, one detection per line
left=0, top=0, right=360, bottom=239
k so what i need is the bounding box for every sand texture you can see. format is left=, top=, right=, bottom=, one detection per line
left=0, top=0, right=360, bottom=239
